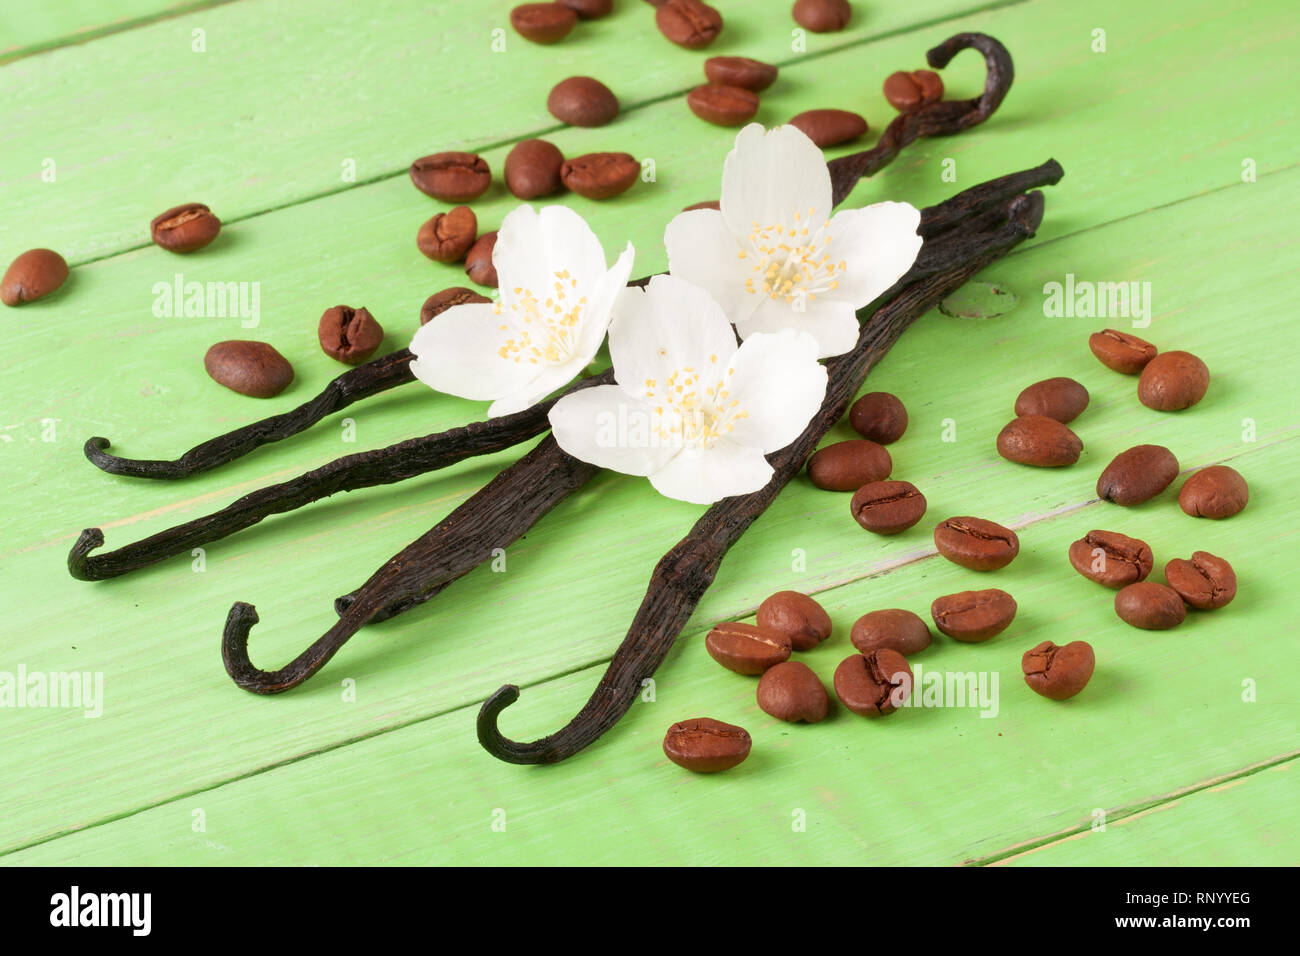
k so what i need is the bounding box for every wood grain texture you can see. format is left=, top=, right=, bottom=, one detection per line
left=1, top=0, right=1298, bottom=864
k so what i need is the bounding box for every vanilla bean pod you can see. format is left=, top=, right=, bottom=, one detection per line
left=67, top=372, right=608, bottom=580
left=477, top=188, right=1051, bottom=764
left=84, top=348, right=416, bottom=479
left=84, top=32, right=1011, bottom=483
left=223, top=163, right=1061, bottom=696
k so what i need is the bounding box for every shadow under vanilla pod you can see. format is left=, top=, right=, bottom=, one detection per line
left=67, top=34, right=1062, bottom=764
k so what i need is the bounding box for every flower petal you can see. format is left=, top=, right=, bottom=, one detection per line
left=822, top=201, right=923, bottom=306
left=495, top=204, right=608, bottom=297
left=548, top=385, right=678, bottom=476
left=724, top=330, right=828, bottom=453
left=409, top=302, right=538, bottom=402
left=664, top=208, right=758, bottom=325
left=737, top=295, right=861, bottom=359
left=570, top=240, right=636, bottom=370
left=720, top=124, right=832, bottom=242
left=608, top=274, right=739, bottom=400
left=648, top=442, right=774, bottom=505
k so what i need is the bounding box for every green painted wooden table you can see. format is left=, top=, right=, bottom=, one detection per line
left=1, top=0, right=1296, bottom=866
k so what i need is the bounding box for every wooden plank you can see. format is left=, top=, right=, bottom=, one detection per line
left=2, top=162, right=1295, bottom=860
left=991, top=756, right=1300, bottom=866
left=0, top=1, right=236, bottom=64
left=0, top=0, right=1007, bottom=262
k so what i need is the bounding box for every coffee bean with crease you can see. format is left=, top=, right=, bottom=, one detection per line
left=883, top=69, right=944, bottom=111
left=930, top=589, right=1017, bottom=642
left=933, top=516, right=1019, bottom=571
left=850, top=480, right=926, bottom=534
left=787, top=108, right=868, bottom=148
left=1022, top=640, right=1095, bottom=700
left=806, top=439, right=891, bottom=491
left=834, top=649, right=912, bottom=717
left=416, top=206, right=477, bottom=263
left=1114, top=582, right=1185, bottom=630
left=1068, top=530, right=1153, bottom=588
left=704, top=56, right=778, bottom=91
left=687, top=84, right=760, bottom=126
left=464, top=231, right=499, bottom=287
left=705, top=622, right=791, bottom=675
left=1089, top=328, right=1156, bottom=374
left=850, top=609, right=931, bottom=656
left=996, top=414, right=1082, bottom=467
left=420, top=287, right=492, bottom=325
left=1178, top=465, right=1249, bottom=519
left=757, top=591, right=832, bottom=651
left=151, top=203, right=221, bottom=253
left=655, top=0, right=723, bottom=48
left=410, top=152, right=491, bottom=202
left=663, top=718, right=751, bottom=772
left=560, top=152, right=640, bottom=199
left=1014, top=377, right=1089, bottom=423
left=1096, top=444, right=1179, bottom=505
left=318, top=306, right=384, bottom=365
left=1164, top=552, right=1237, bottom=610
left=757, top=662, right=829, bottom=723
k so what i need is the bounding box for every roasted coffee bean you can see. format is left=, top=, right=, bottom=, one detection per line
left=849, top=391, right=907, bottom=444
left=834, top=649, right=911, bottom=717
left=930, top=589, right=1017, bottom=642
left=787, top=108, right=868, bottom=148
left=849, top=609, right=931, bottom=656
left=1, top=249, right=69, bottom=306
left=1178, top=465, right=1249, bottom=519
left=662, top=717, right=751, bottom=772
left=150, top=203, right=221, bottom=253
left=558, top=0, right=613, bottom=18
left=1096, top=444, right=1179, bottom=506
left=756, top=590, right=832, bottom=652
left=318, top=305, right=384, bottom=365
left=850, top=480, right=926, bottom=534
left=1068, top=530, right=1154, bottom=588
left=410, top=152, right=491, bottom=202
left=792, top=0, right=852, bottom=33
left=547, top=76, right=619, bottom=127
left=687, top=84, right=759, bottom=126
left=882, top=69, right=944, bottom=111
left=705, top=622, right=791, bottom=675
left=682, top=200, right=721, bottom=211
left=416, top=206, right=478, bottom=263
left=465, top=231, right=499, bottom=287
left=420, top=287, right=492, bottom=325
left=1164, top=552, right=1237, bottom=610
left=933, top=516, right=1019, bottom=571
left=757, top=662, right=829, bottom=723
left=204, top=341, right=294, bottom=398
left=996, top=414, right=1082, bottom=467
left=704, top=56, right=778, bottom=92
left=1138, top=350, right=1209, bottom=411
left=510, top=2, right=577, bottom=43
left=504, top=139, right=566, bottom=199
left=1089, top=328, right=1156, bottom=374
left=560, top=152, right=639, bottom=199
left=1014, top=377, right=1089, bottom=423
left=1022, top=640, right=1095, bottom=701
left=1114, top=581, right=1185, bottom=630
left=806, top=439, right=892, bottom=491
left=655, top=0, right=723, bottom=49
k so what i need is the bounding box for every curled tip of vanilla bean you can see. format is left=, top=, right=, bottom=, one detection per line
left=67, top=528, right=106, bottom=580
left=222, top=600, right=366, bottom=694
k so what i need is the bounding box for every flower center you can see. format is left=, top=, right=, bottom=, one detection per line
left=495, top=270, right=588, bottom=365
left=642, top=356, right=749, bottom=449
left=739, top=208, right=846, bottom=305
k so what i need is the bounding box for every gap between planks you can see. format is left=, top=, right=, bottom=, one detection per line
left=3, top=429, right=1292, bottom=860
left=28, top=0, right=1034, bottom=270
left=965, top=749, right=1300, bottom=866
